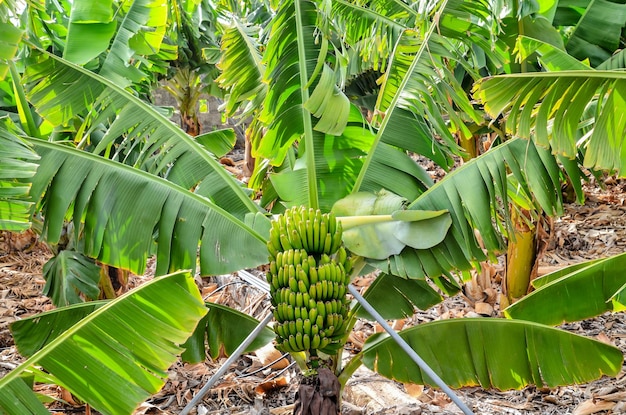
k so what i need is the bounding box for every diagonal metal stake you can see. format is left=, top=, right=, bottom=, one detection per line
left=348, top=284, right=474, bottom=415
left=180, top=312, right=274, bottom=415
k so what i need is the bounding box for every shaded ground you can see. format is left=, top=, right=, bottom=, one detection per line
left=1, top=175, right=626, bottom=414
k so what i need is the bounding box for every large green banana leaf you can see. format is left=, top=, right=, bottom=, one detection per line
left=360, top=319, right=623, bottom=390
left=22, top=48, right=259, bottom=219
left=0, top=126, right=39, bottom=231
left=63, top=0, right=117, bottom=65
left=28, top=139, right=269, bottom=276
left=354, top=273, right=443, bottom=320
left=11, top=298, right=274, bottom=370
left=475, top=70, right=626, bottom=176
left=369, top=138, right=577, bottom=287
left=504, top=252, right=626, bottom=325
left=555, top=0, right=626, bottom=67
left=0, top=270, right=208, bottom=415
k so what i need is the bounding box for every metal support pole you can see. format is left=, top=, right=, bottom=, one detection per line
left=348, top=285, right=474, bottom=415
left=180, top=313, right=275, bottom=415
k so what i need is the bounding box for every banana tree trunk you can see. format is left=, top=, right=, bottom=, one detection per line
left=294, top=368, right=341, bottom=415
left=504, top=208, right=537, bottom=307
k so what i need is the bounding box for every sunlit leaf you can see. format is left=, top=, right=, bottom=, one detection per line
left=3, top=271, right=207, bottom=415
left=361, top=319, right=623, bottom=390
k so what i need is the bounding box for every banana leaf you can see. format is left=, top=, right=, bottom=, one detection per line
left=505, top=252, right=626, bottom=325
left=1, top=270, right=207, bottom=415
left=42, top=250, right=102, bottom=306
left=0, top=126, right=39, bottom=231
left=29, top=139, right=269, bottom=276
left=354, top=273, right=443, bottom=320
left=360, top=319, right=623, bottom=390
left=475, top=70, right=626, bottom=176
left=0, top=22, right=24, bottom=79
left=23, top=48, right=259, bottom=219
left=182, top=302, right=275, bottom=363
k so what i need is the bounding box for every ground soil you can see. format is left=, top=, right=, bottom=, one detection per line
left=1, top=170, right=626, bottom=415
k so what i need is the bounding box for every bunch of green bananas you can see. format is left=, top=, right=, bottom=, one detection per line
left=267, top=207, right=353, bottom=354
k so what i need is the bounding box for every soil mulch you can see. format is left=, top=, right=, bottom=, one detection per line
left=1, top=178, right=626, bottom=415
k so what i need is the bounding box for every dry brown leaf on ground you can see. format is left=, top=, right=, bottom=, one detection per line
left=573, top=399, right=616, bottom=415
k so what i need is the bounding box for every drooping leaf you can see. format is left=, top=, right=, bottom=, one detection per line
left=2, top=271, right=207, bottom=415
left=42, top=250, right=102, bottom=306
left=504, top=253, right=626, bottom=325
left=354, top=273, right=443, bottom=320
left=182, top=302, right=275, bottom=363
left=23, top=48, right=259, bottom=218
left=360, top=319, right=623, bottom=390
left=371, top=138, right=574, bottom=287
left=63, top=0, right=117, bottom=65
left=476, top=71, right=626, bottom=175
left=304, top=64, right=351, bottom=136
left=29, top=139, right=269, bottom=276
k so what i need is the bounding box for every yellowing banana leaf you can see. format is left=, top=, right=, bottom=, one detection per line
left=354, top=273, right=443, bottom=320
left=182, top=302, right=275, bottom=363
left=29, top=140, right=269, bottom=276
left=360, top=319, right=623, bottom=390
left=504, top=253, right=626, bottom=325
left=0, top=127, right=39, bottom=232
left=1, top=271, right=207, bottom=415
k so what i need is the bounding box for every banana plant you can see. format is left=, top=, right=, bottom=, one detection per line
left=1, top=0, right=625, bottom=413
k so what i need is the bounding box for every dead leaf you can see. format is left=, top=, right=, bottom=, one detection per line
left=573, top=399, right=616, bottom=415
left=255, top=342, right=290, bottom=370
left=255, top=376, right=289, bottom=395
left=403, top=383, right=424, bottom=398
